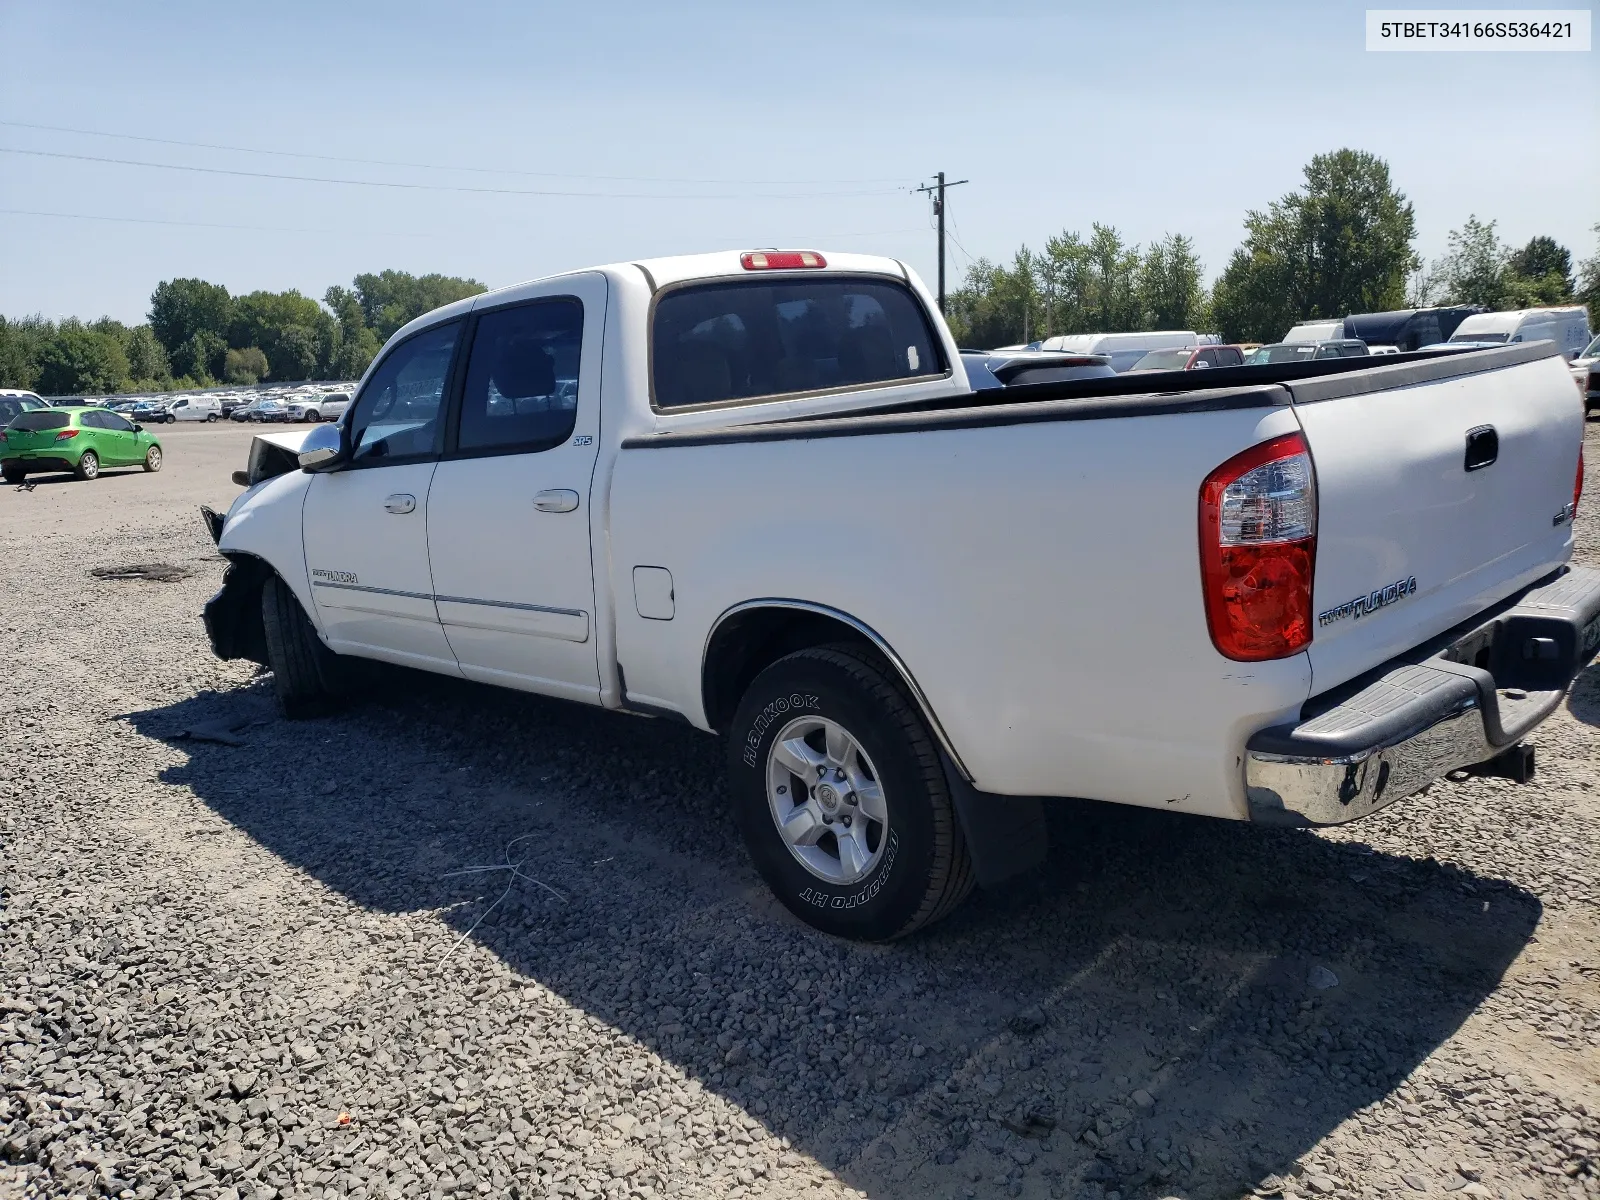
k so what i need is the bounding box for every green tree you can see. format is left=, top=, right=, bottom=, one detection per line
left=1577, top=224, right=1600, bottom=332
left=1084, top=224, right=1141, bottom=332
left=1138, top=233, right=1207, bottom=330
left=229, top=290, right=325, bottom=359
left=171, top=329, right=228, bottom=384
left=148, top=278, right=233, bottom=358
left=945, top=253, right=1041, bottom=348
left=35, top=323, right=130, bottom=395
left=1427, top=216, right=1507, bottom=308
left=325, top=284, right=381, bottom=379
left=1501, top=235, right=1576, bottom=308
left=0, top=315, right=52, bottom=390
left=124, top=325, right=171, bottom=387
left=1212, top=149, right=1418, bottom=342
left=224, top=346, right=270, bottom=385
left=351, top=270, right=486, bottom=341
left=271, top=326, right=320, bottom=380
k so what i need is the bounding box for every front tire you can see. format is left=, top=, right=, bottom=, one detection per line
left=727, top=645, right=974, bottom=940
left=143, top=445, right=162, bottom=472
left=74, top=451, right=100, bottom=481
left=261, top=575, right=353, bottom=718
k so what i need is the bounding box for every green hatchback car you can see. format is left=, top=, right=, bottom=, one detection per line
left=1, top=406, right=164, bottom=483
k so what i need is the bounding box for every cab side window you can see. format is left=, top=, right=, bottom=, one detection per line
left=346, top=322, right=461, bottom=463
left=455, top=299, right=583, bottom=455
left=103, top=412, right=135, bottom=433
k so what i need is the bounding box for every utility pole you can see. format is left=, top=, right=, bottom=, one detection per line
left=915, top=171, right=968, bottom=314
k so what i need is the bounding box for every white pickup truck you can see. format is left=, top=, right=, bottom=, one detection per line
left=202, top=249, right=1599, bottom=940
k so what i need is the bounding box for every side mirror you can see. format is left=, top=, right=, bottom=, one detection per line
left=298, top=422, right=346, bottom=472
left=133, top=424, right=144, bottom=433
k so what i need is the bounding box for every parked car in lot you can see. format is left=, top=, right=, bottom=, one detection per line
left=960, top=350, right=1116, bottom=390
left=1446, top=307, right=1592, bottom=360
left=1037, top=330, right=1200, bottom=372
left=0, top=390, right=49, bottom=426
left=287, top=392, right=352, bottom=423
left=2, top=406, right=163, bottom=481
left=1245, top=339, right=1370, bottom=364
left=131, top=398, right=173, bottom=423
left=107, top=400, right=143, bottom=415
left=1126, top=345, right=1247, bottom=372
left=165, top=395, right=223, bottom=422
left=230, top=399, right=266, bottom=422
left=1573, top=333, right=1600, bottom=415
left=203, top=248, right=1597, bottom=941
left=254, top=399, right=291, bottom=423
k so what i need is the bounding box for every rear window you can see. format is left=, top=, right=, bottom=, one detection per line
left=9, top=411, right=70, bottom=431
left=1450, top=331, right=1508, bottom=344
left=652, top=276, right=943, bottom=409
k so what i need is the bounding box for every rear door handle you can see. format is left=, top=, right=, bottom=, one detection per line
left=384, top=493, right=417, bottom=514
left=534, top=489, right=580, bottom=513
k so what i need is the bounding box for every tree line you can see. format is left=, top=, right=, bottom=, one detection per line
left=0, top=270, right=486, bottom=396
left=947, top=148, right=1600, bottom=348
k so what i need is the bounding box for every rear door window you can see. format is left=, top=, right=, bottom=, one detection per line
left=652, top=276, right=943, bottom=409
left=455, top=299, right=583, bottom=455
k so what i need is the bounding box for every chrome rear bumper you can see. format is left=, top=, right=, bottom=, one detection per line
left=1246, top=566, right=1600, bottom=827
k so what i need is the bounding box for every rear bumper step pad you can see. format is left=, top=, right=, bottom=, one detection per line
left=1246, top=565, right=1600, bottom=827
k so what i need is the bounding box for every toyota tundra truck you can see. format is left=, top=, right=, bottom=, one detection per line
left=201, top=249, right=1598, bottom=941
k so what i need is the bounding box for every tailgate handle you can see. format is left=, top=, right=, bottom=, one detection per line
left=1464, top=425, right=1498, bottom=472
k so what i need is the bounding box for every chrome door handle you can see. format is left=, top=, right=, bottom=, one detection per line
left=534, top=489, right=580, bottom=513
left=384, top=494, right=417, bottom=514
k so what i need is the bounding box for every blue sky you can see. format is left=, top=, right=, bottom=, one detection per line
left=2, top=0, right=1595, bottom=323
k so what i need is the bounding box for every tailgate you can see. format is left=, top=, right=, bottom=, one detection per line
left=1291, top=346, right=1583, bottom=694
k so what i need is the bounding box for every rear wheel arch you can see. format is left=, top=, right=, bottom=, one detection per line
left=700, top=600, right=971, bottom=779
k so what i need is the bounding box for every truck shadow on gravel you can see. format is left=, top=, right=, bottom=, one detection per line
left=128, top=672, right=1542, bottom=1200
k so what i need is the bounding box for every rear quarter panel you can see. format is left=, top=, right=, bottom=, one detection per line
left=609, top=401, right=1313, bottom=820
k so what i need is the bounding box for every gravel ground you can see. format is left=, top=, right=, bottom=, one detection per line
left=2, top=421, right=1597, bottom=1200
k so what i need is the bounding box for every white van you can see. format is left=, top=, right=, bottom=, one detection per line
left=1282, top=319, right=1345, bottom=343
left=165, top=395, right=223, bottom=423
left=1447, top=307, right=1592, bottom=360
left=1037, top=330, right=1198, bottom=373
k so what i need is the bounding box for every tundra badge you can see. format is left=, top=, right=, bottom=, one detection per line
left=1318, top=576, right=1417, bottom=628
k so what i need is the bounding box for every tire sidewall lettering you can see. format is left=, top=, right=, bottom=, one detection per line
left=740, top=692, right=820, bottom=768
left=796, top=829, right=899, bottom=911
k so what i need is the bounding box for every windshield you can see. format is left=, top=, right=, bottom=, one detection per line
left=1582, top=334, right=1600, bottom=358
left=1449, top=331, right=1508, bottom=344
left=9, top=411, right=71, bottom=431
left=1129, top=349, right=1194, bottom=371
left=1246, top=344, right=1318, bottom=364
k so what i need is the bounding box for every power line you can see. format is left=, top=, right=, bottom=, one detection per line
left=0, top=146, right=910, bottom=200
left=0, top=121, right=911, bottom=190
left=0, top=207, right=925, bottom=244
left=0, top=207, right=440, bottom=238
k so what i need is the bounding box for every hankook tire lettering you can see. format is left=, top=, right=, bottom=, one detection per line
left=742, top=693, right=820, bottom=767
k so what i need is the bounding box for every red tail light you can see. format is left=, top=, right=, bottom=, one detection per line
left=1574, top=441, right=1587, bottom=518
left=741, top=250, right=826, bottom=270
left=1199, top=431, right=1317, bottom=661
left=55, top=429, right=79, bottom=441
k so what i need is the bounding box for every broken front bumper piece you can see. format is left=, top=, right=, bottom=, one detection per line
left=1246, top=565, right=1600, bottom=827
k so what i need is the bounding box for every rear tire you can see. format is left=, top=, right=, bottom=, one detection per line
left=207, top=413, right=218, bottom=423
left=261, top=575, right=354, bottom=718
left=726, top=644, right=975, bottom=940
left=74, top=451, right=100, bottom=481
left=2, top=466, right=24, bottom=484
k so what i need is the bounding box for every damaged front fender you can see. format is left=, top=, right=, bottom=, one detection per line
left=203, top=555, right=270, bottom=665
